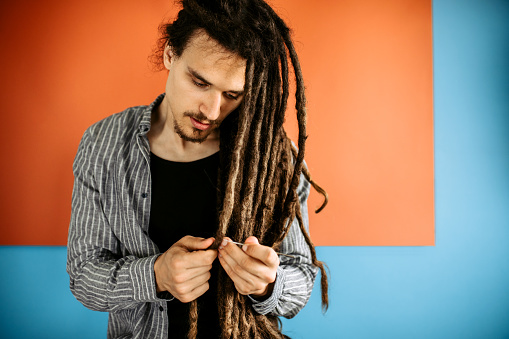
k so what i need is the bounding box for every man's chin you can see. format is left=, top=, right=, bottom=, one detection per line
left=175, top=128, right=209, bottom=144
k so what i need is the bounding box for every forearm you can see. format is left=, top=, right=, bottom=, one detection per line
left=249, top=172, right=317, bottom=318
left=249, top=224, right=318, bottom=318
left=67, top=242, right=164, bottom=312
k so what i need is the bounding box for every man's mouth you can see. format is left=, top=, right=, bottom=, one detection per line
left=190, top=117, right=211, bottom=131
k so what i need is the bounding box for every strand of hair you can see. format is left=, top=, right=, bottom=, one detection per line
left=295, top=203, right=329, bottom=312
left=217, top=61, right=255, bottom=239
left=239, top=67, right=269, bottom=229
left=290, top=144, right=329, bottom=213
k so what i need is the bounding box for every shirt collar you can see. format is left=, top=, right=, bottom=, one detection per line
left=138, top=93, right=166, bottom=135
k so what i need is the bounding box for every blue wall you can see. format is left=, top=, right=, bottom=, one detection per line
left=1, top=0, right=508, bottom=338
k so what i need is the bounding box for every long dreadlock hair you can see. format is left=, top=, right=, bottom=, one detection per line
left=155, top=0, right=329, bottom=337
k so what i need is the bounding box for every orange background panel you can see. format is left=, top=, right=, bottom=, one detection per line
left=0, top=0, right=433, bottom=246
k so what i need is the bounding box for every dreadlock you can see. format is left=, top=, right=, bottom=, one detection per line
left=155, top=0, right=329, bottom=337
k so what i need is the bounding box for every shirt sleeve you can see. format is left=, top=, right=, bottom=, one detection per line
left=66, top=130, right=171, bottom=313
left=249, top=171, right=318, bottom=318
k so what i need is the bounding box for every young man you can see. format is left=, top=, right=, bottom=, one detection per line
left=67, top=0, right=328, bottom=338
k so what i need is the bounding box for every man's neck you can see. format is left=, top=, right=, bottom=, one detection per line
left=147, top=100, right=219, bottom=162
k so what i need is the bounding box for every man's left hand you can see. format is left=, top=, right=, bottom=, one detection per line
left=218, top=236, right=279, bottom=298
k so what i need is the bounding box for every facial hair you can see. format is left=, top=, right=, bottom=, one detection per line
left=173, top=111, right=220, bottom=144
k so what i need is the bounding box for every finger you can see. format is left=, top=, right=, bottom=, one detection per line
left=240, top=241, right=279, bottom=268
left=173, top=264, right=213, bottom=284
left=166, top=249, right=216, bottom=273
left=219, top=243, right=252, bottom=278
left=243, top=236, right=259, bottom=246
left=218, top=252, right=272, bottom=296
left=218, top=253, right=257, bottom=295
left=173, top=270, right=211, bottom=296
left=177, top=280, right=211, bottom=303
left=186, top=248, right=218, bottom=267
left=177, top=236, right=215, bottom=251
left=222, top=241, right=278, bottom=285
left=219, top=241, right=272, bottom=283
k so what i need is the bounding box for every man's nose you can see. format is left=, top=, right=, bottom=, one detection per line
left=201, top=92, right=222, bottom=121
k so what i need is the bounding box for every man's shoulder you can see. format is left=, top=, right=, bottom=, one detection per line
left=84, top=104, right=149, bottom=141
left=75, top=95, right=164, bottom=164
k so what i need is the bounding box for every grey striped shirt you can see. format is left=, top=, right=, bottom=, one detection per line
left=67, top=94, right=318, bottom=338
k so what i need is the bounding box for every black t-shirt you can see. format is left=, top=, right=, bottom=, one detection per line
left=149, top=151, right=221, bottom=338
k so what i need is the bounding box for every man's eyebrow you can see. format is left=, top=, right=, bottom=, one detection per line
left=188, top=67, right=211, bottom=85
left=188, top=66, right=244, bottom=95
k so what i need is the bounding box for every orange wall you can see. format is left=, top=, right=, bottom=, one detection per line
left=0, top=0, right=433, bottom=246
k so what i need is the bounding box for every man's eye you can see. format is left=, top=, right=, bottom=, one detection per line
left=193, top=80, right=208, bottom=88
left=225, top=93, right=239, bottom=100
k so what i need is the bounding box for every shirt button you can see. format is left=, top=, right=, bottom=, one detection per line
left=141, top=193, right=148, bottom=198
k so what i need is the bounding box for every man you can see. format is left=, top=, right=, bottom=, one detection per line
left=67, top=0, right=328, bottom=338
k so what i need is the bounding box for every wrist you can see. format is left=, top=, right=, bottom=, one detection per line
left=153, top=254, right=164, bottom=293
left=251, top=281, right=275, bottom=301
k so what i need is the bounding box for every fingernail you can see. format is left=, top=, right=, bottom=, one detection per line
left=242, top=244, right=248, bottom=252
left=221, top=239, right=228, bottom=247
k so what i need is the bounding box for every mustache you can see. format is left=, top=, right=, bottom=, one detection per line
left=183, top=111, right=219, bottom=126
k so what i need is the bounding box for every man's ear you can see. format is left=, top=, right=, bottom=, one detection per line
left=163, top=44, right=174, bottom=70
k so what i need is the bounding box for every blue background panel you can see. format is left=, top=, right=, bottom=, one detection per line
left=1, top=0, right=509, bottom=338
left=0, top=247, right=107, bottom=338
left=1, top=243, right=509, bottom=338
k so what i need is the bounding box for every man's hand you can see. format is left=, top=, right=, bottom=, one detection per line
left=154, top=236, right=217, bottom=303
left=218, top=236, right=279, bottom=298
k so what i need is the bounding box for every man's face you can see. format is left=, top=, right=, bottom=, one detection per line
left=162, top=31, right=246, bottom=143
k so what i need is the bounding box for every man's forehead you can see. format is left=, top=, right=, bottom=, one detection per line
left=184, top=30, right=245, bottom=68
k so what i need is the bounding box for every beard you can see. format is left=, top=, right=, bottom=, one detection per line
left=173, top=111, right=220, bottom=144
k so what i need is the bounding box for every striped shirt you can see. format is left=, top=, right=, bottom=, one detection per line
left=67, top=94, right=318, bottom=339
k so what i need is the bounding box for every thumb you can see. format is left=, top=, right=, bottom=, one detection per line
left=242, top=236, right=259, bottom=251
left=178, top=236, right=215, bottom=251
left=244, top=236, right=259, bottom=245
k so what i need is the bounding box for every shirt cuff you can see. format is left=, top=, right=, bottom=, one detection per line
left=248, top=266, right=286, bottom=315
left=129, top=255, right=174, bottom=302
left=156, top=291, right=174, bottom=301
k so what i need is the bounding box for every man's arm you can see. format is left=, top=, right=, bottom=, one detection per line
left=66, top=130, right=165, bottom=312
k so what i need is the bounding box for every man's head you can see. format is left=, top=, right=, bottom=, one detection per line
left=162, top=30, right=246, bottom=143
left=156, top=0, right=292, bottom=144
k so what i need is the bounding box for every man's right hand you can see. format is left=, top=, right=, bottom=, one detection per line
left=154, top=236, right=217, bottom=303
